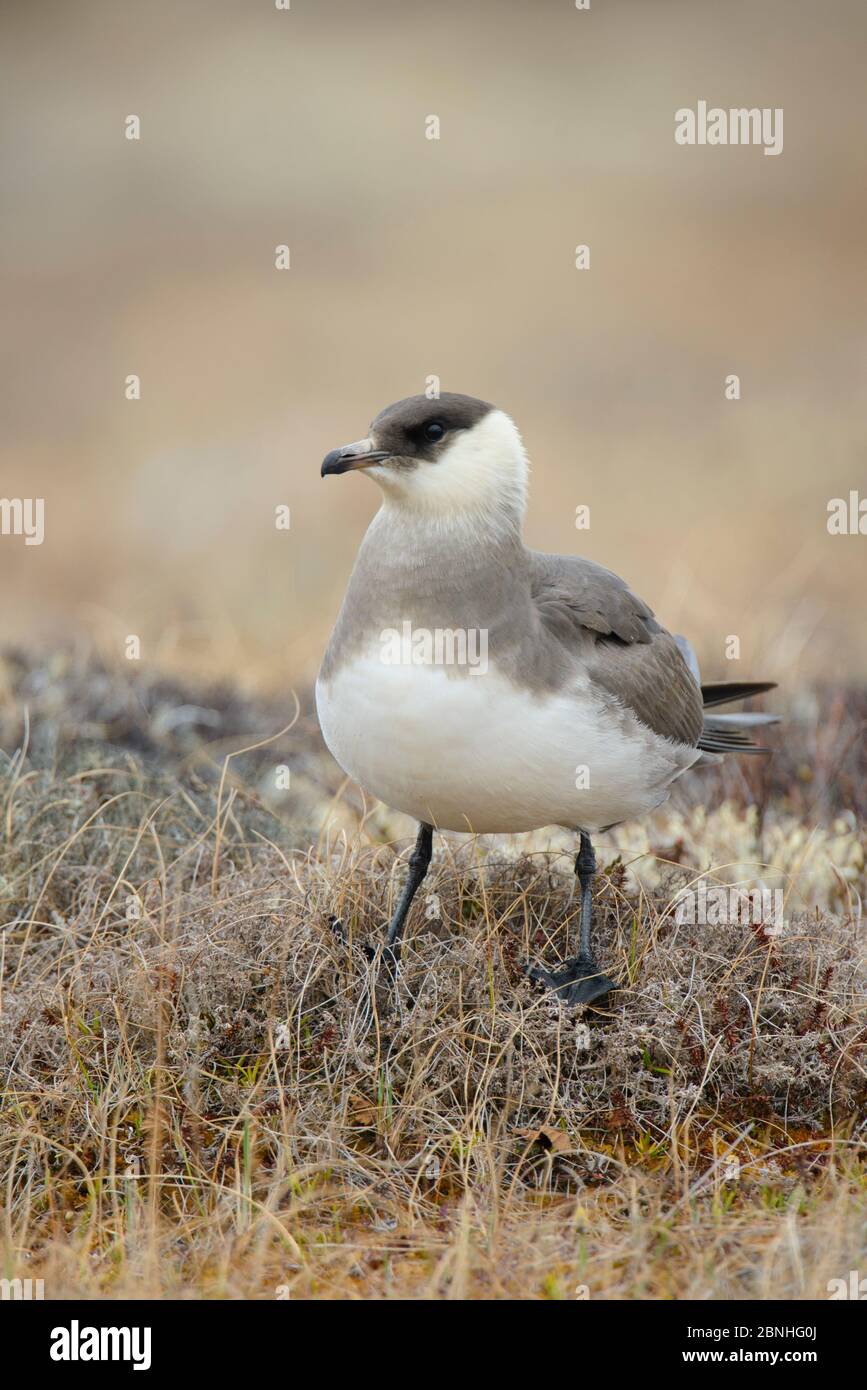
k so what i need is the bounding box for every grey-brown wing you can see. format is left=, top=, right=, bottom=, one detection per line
left=529, top=552, right=704, bottom=748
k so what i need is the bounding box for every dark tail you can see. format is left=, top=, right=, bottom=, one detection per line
left=699, top=680, right=777, bottom=709
left=697, top=681, right=779, bottom=756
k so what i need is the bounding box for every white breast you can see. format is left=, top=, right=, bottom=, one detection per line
left=315, top=653, right=698, bottom=835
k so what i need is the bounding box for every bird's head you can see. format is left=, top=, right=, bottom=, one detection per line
left=320, top=393, right=529, bottom=528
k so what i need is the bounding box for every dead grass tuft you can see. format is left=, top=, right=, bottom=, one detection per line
left=0, top=649, right=865, bottom=1298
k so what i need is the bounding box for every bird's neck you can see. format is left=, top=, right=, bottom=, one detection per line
left=365, top=502, right=526, bottom=583
left=321, top=499, right=529, bottom=682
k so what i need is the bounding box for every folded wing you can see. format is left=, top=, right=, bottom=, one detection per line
left=530, top=553, right=705, bottom=748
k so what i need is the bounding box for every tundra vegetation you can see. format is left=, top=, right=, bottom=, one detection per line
left=0, top=650, right=864, bottom=1299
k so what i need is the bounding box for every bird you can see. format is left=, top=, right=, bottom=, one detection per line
left=316, top=393, right=777, bottom=1006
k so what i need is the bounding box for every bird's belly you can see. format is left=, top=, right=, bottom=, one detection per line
left=315, top=656, right=696, bottom=834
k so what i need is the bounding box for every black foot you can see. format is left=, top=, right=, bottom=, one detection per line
left=528, top=954, right=618, bottom=1007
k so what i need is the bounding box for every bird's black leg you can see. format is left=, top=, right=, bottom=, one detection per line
left=382, top=821, right=433, bottom=972
left=528, top=832, right=618, bottom=1006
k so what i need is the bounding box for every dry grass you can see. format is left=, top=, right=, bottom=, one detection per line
left=0, top=649, right=865, bottom=1299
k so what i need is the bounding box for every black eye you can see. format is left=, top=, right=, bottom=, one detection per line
left=424, top=421, right=446, bottom=442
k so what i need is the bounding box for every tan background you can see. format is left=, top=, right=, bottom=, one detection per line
left=2, top=0, right=865, bottom=688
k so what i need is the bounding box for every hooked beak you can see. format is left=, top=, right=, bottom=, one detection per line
left=320, top=437, right=391, bottom=477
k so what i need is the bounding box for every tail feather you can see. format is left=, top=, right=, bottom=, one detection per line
left=700, top=680, right=777, bottom=709
left=697, top=694, right=779, bottom=756
left=674, top=636, right=779, bottom=757
left=705, top=711, right=780, bottom=728
left=697, top=729, right=769, bottom=755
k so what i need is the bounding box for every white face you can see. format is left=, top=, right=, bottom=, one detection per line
left=322, top=407, right=529, bottom=526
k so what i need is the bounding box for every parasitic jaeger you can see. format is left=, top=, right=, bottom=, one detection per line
left=316, top=393, right=777, bottom=1005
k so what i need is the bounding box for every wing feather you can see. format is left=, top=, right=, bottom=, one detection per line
left=529, top=553, right=704, bottom=748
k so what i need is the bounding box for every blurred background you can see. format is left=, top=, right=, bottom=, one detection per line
left=2, top=0, right=866, bottom=690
